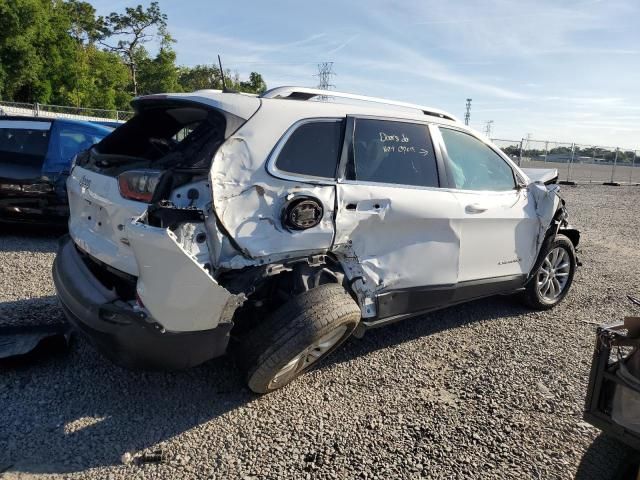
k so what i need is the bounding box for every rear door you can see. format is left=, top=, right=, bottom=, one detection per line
left=335, top=117, right=464, bottom=319
left=435, top=126, right=539, bottom=289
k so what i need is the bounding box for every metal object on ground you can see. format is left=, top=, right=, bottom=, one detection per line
left=0, top=323, right=72, bottom=361
left=584, top=297, right=640, bottom=451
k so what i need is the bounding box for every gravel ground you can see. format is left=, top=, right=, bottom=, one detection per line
left=1, top=185, right=639, bottom=479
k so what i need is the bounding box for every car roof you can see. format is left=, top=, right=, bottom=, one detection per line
left=137, top=87, right=465, bottom=130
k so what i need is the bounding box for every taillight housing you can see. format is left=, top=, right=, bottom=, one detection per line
left=117, top=170, right=162, bottom=202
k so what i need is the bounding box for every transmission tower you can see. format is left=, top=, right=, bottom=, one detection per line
left=484, top=120, right=494, bottom=138
left=316, top=62, right=335, bottom=100
left=464, top=98, right=472, bottom=126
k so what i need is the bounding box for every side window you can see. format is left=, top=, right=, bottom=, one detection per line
left=0, top=126, right=50, bottom=157
left=439, top=128, right=515, bottom=191
left=0, top=122, right=51, bottom=168
left=348, top=118, right=438, bottom=188
left=58, top=127, right=102, bottom=163
left=274, top=120, right=343, bottom=179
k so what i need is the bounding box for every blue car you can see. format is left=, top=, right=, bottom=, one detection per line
left=0, top=116, right=113, bottom=224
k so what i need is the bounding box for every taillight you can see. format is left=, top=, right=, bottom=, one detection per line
left=117, top=170, right=162, bottom=202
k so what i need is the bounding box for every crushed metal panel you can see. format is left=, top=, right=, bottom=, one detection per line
left=210, top=133, right=335, bottom=260
left=334, top=184, right=462, bottom=291
left=521, top=168, right=559, bottom=185
left=528, top=182, right=561, bottom=252
left=126, top=220, right=236, bottom=332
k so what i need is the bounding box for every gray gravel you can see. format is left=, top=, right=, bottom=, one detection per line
left=1, top=185, right=639, bottom=479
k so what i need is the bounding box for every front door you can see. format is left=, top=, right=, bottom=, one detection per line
left=334, top=117, right=464, bottom=319
left=435, top=126, right=540, bottom=291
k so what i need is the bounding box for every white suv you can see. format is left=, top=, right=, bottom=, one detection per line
left=52, top=87, right=579, bottom=393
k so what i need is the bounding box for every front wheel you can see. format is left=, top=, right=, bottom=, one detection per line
left=521, top=233, right=576, bottom=310
left=239, top=283, right=361, bottom=393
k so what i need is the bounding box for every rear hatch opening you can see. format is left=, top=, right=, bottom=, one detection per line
left=67, top=97, right=254, bottom=277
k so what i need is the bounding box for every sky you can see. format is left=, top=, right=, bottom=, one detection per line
left=90, top=0, right=640, bottom=148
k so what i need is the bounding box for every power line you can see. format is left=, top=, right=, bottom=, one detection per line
left=484, top=120, right=494, bottom=138
left=464, top=98, right=472, bottom=126
left=316, top=62, right=335, bottom=99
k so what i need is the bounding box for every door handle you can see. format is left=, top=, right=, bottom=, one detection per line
left=344, top=200, right=386, bottom=214
left=465, top=203, right=488, bottom=214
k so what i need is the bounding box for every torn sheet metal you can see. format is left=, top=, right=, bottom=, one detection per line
left=0, top=323, right=71, bottom=361
left=210, top=103, right=345, bottom=263
left=126, top=219, right=239, bottom=332
left=528, top=182, right=561, bottom=253
left=521, top=167, right=559, bottom=185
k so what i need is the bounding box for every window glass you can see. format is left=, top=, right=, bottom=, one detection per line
left=58, top=127, right=107, bottom=163
left=348, top=119, right=438, bottom=187
left=0, top=127, right=50, bottom=157
left=439, top=128, right=515, bottom=191
left=275, top=121, right=343, bottom=178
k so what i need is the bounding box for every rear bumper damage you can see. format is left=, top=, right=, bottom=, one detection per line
left=52, top=235, right=234, bottom=370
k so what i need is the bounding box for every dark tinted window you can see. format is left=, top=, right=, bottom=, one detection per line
left=0, top=127, right=50, bottom=157
left=0, top=124, right=51, bottom=172
left=439, top=128, right=515, bottom=191
left=275, top=120, right=343, bottom=179
left=348, top=119, right=438, bottom=187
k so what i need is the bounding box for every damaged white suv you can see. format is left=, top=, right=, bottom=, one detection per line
left=53, top=87, right=579, bottom=393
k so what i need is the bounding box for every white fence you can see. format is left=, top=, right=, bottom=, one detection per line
left=0, top=101, right=133, bottom=123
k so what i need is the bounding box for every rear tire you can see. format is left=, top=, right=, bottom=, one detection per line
left=521, top=233, right=576, bottom=310
left=239, top=283, right=361, bottom=394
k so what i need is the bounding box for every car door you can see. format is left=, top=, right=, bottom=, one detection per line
left=334, top=116, right=464, bottom=320
left=434, top=126, right=539, bottom=296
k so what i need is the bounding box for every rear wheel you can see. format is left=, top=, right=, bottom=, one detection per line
left=239, top=283, right=360, bottom=394
left=522, top=234, right=576, bottom=310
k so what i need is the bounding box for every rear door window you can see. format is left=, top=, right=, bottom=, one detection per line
left=0, top=121, right=51, bottom=167
left=439, top=128, right=515, bottom=191
left=347, top=118, right=439, bottom=188
left=274, top=120, right=343, bottom=179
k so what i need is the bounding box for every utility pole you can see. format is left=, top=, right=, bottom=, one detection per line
left=484, top=120, right=494, bottom=138
left=464, top=98, right=472, bottom=126
left=316, top=62, right=335, bottom=100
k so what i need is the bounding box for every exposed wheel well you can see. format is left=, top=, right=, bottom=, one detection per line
left=223, top=254, right=350, bottom=337
left=559, top=227, right=580, bottom=248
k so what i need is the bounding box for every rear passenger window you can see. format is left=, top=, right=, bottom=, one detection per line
left=274, top=120, right=343, bottom=179
left=348, top=119, right=438, bottom=187
left=439, top=128, right=515, bottom=191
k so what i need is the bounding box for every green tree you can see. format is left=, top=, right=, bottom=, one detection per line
left=0, top=0, right=266, bottom=110
left=239, top=72, right=267, bottom=94
left=137, top=45, right=181, bottom=95
left=177, top=65, right=267, bottom=94
left=0, top=0, right=76, bottom=103
left=100, top=2, right=171, bottom=96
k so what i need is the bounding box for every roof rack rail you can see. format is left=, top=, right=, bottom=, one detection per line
left=260, top=86, right=460, bottom=123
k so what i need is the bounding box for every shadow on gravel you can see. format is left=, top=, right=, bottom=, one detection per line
left=2, top=293, right=527, bottom=474
left=327, top=293, right=530, bottom=368
left=0, top=222, right=64, bottom=253
left=2, top=326, right=254, bottom=474
left=0, top=297, right=66, bottom=327
left=575, top=433, right=640, bottom=480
